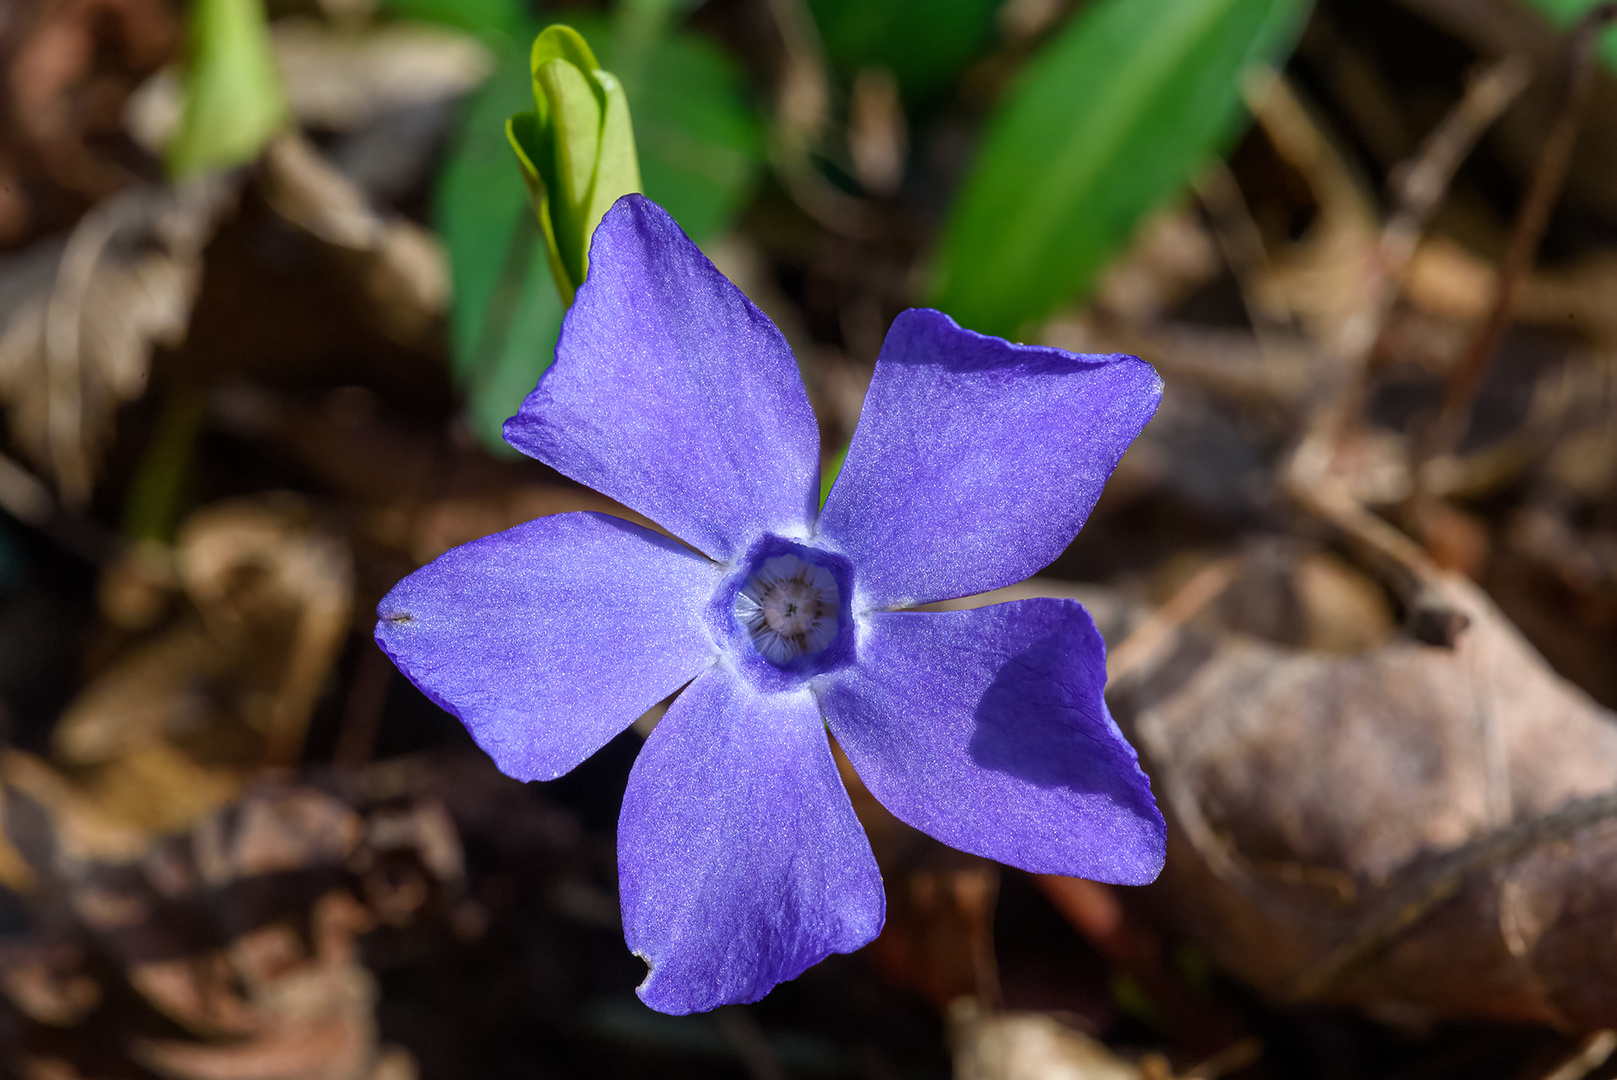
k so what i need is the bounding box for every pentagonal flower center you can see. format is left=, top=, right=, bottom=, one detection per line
left=735, top=553, right=841, bottom=663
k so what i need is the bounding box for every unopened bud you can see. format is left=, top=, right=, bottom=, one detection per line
left=506, top=26, right=641, bottom=305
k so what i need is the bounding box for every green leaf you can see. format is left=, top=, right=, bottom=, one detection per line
left=376, top=0, right=528, bottom=40
left=1519, top=0, right=1617, bottom=71
left=166, top=0, right=290, bottom=178
left=532, top=21, right=602, bottom=72
left=437, top=40, right=565, bottom=451
left=819, top=441, right=849, bottom=508
left=928, top=0, right=1310, bottom=339
left=807, top=0, right=1002, bottom=101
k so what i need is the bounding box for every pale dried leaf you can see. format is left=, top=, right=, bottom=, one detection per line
left=950, top=1000, right=1141, bottom=1080
left=0, top=177, right=236, bottom=504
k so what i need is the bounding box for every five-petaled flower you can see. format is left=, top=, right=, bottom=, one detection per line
left=375, top=194, right=1167, bottom=1015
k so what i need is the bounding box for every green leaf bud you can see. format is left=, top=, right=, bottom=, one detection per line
left=506, top=25, right=642, bottom=305
left=166, top=0, right=291, bottom=179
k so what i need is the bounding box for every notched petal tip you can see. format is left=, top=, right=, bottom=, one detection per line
left=369, top=513, right=720, bottom=786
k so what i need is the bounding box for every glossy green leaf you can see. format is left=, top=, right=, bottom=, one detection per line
left=1519, top=0, right=1617, bottom=71
left=166, top=0, right=290, bottom=177
left=928, top=0, right=1310, bottom=339
left=807, top=0, right=1002, bottom=100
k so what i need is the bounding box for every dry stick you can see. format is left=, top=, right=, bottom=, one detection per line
left=1194, top=161, right=1291, bottom=340
left=1542, top=1031, right=1617, bottom=1080
left=1288, top=787, right=1617, bottom=1000
left=1278, top=56, right=1532, bottom=641
left=1291, top=53, right=1531, bottom=457
left=1105, top=557, right=1241, bottom=686
left=1411, top=6, right=1617, bottom=490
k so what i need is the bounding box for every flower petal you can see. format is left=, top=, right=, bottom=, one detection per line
left=504, top=195, right=820, bottom=562
left=375, top=512, right=721, bottom=782
left=816, top=308, right=1162, bottom=608
left=818, top=599, right=1164, bottom=883
left=619, top=668, right=884, bottom=1014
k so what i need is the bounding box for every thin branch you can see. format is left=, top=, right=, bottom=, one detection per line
left=1276, top=55, right=1533, bottom=638
left=1106, top=557, right=1240, bottom=687
left=1542, top=1031, right=1617, bottom=1080
left=1412, top=6, right=1617, bottom=476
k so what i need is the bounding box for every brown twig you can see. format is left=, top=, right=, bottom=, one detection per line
left=1291, top=52, right=1532, bottom=451
left=1286, top=478, right=1466, bottom=645
left=1105, top=557, right=1240, bottom=687
left=1542, top=1030, right=1617, bottom=1080
left=1194, top=162, right=1291, bottom=339
left=1411, top=7, right=1616, bottom=479
left=1277, top=55, right=1532, bottom=640
left=1288, top=787, right=1617, bottom=1000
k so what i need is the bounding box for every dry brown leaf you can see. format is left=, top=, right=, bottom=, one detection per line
left=1120, top=564, right=1617, bottom=1031
left=3, top=0, right=178, bottom=225
left=132, top=891, right=394, bottom=1080
left=40, top=494, right=353, bottom=843
left=0, top=176, right=236, bottom=504
left=0, top=779, right=447, bottom=1079
left=258, top=134, right=447, bottom=346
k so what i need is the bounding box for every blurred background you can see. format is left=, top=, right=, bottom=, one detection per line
left=4, top=0, right=1617, bottom=1076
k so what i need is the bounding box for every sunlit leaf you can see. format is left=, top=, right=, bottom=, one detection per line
left=928, top=0, right=1310, bottom=339
left=509, top=25, right=643, bottom=303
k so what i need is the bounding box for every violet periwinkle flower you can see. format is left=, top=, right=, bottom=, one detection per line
left=375, top=195, right=1166, bottom=1015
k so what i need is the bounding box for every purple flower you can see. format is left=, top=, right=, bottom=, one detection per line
left=375, top=195, right=1166, bottom=1015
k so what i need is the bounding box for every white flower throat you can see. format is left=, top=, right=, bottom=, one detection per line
left=735, top=553, right=841, bottom=663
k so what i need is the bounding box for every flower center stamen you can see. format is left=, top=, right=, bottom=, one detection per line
left=734, top=553, right=841, bottom=664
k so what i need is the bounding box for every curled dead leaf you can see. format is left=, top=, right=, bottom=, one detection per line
left=1118, top=562, right=1617, bottom=1031
left=0, top=177, right=236, bottom=504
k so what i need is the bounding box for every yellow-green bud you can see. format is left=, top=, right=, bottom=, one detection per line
left=166, top=0, right=291, bottom=178
left=506, top=26, right=641, bottom=305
